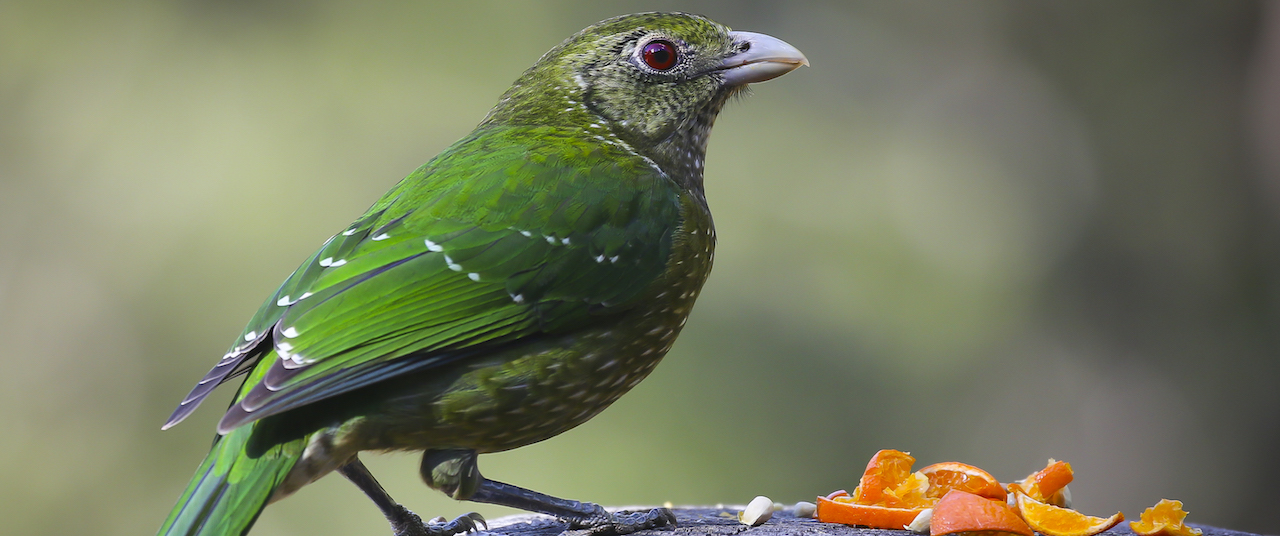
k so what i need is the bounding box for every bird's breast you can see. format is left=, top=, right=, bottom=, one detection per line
left=355, top=195, right=716, bottom=453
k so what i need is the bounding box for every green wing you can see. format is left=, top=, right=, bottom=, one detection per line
left=165, top=125, right=681, bottom=433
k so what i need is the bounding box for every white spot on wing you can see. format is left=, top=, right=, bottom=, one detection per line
left=244, top=331, right=257, bottom=341
left=424, top=239, right=444, bottom=252
left=277, top=295, right=293, bottom=307
left=468, top=273, right=481, bottom=281
left=444, top=255, right=463, bottom=271
left=319, top=257, right=333, bottom=267
left=371, top=233, right=390, bottom=241
left=328, top=259, right=346, bottom=267
left=282, top=327, right=299, bottom=338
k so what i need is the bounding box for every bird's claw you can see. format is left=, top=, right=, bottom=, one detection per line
left=388, top=506, right=486, bottom=536
left=429, top=512, right=487, bottom=534
left=564, top=507, right=676, bottom=536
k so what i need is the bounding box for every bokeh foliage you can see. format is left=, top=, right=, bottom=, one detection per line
left=1, top=1, right=1277, bottom=535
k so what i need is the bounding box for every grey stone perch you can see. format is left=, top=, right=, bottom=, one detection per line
left=483, top=507, right=1266, bottom=536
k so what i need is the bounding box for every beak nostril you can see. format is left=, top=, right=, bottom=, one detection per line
left=720, top=31, right=808, bottom=85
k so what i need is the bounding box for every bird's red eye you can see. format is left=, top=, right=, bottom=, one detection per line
left=642, top=40, right=678, bottom=71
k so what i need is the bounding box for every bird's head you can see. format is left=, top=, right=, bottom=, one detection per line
left=481, top=12, right=807, bottom=185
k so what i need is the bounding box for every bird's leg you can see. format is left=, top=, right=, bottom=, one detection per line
left=421, top=450, right=676, bottom=536
left=339, top=456, right=485, bottom=536
left=471, top=478, right=677, bottom=535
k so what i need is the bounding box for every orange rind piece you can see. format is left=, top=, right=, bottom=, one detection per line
left=852, top=449, right=917, bottom=505
left=931, top=490, right=1033, bottom=536
left=816, top=495, right=927, bottom=529
left=1015, top=459, right=1074, bottom=506
left=921, top=461, right=1007, bottom=502
left=1012, top=488, right=1123, bottom=536
left=1130, top=499, right=1202, bottom=536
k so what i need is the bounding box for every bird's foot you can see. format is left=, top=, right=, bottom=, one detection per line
left=388, top=506, right=486, bottom=536
left=563, top=505, right=676, bottom=536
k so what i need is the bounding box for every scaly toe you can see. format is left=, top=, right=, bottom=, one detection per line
left=569, top=507, right=676, bottom=536
left=388, top=506, right=487, bottom=536
left=429, top=512, right=487, bottom=534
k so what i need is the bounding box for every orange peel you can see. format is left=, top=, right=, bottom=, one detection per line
left=815, top=495, right=926, bottom=529
left=931, top=490, right=1033, bottom=536
left=1012, top=488, right=1123, bottom=536
left=921, top=461, right=1007, bottom=502
left=1015, top=459, right=1074, bottom=507
left=852, top=449, right=916, bottom=505
left=1130, top=499, right=1202, bottom=536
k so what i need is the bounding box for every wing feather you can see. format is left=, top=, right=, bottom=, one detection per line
left=167, top=125, right=683, bottom=433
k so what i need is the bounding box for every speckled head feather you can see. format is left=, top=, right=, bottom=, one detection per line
left=482, top=13, right=741, bottom=189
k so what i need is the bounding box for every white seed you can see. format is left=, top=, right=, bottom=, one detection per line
left=792, top=501, right=816, bottom=519
left=905, top=508, right=933, bottom=533
left=738, top=495, right=774, bottom=526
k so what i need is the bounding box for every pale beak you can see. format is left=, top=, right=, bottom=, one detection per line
left=719, top=31, right=809, bottom=86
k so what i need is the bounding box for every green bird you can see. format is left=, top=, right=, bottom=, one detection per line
left=157, top=12, right=806, bottom=536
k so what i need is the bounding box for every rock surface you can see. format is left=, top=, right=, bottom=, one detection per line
left=484, top=507, right=1262, bottom=536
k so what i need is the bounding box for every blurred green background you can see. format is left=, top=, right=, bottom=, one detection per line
left=3, top=0, right=1278, bottom=534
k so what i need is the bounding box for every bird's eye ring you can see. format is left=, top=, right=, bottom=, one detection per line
left=641, top=40, right=678, bottom=71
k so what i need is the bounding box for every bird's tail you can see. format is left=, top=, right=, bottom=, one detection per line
left=157, top=424, right=303, bottom=536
